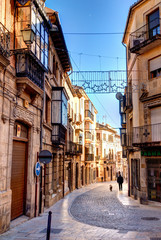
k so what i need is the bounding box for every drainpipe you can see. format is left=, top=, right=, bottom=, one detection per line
left=40, top=73, right=46, bottom=151
left=2, top=67, right=7, bottom=118
left=122, top=42, right=130, bottom=197
left=39, top=73, right=45, bottom=214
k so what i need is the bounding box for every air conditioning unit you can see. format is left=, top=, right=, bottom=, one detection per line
left=133, top=38, right=144, bottom=47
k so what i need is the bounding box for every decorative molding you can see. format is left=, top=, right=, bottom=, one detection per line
left=1, top=114, right=9, bottom=124
left=17, top=83, right=26, bottom=96
left=13, top=105, right=34, bottom=126
left=31, top=93, right=39, bottom=105
left=9, top=118, right=15, bottom=126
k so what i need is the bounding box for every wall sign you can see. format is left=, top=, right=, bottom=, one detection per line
left=39, top=150, right=52, bottom=164
left=35, top=162, right=41, bottom=176
left=141, top=150, right=161, bottom=157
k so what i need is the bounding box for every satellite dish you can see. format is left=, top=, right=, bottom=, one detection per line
left=116, top=92, right=123, bottom=100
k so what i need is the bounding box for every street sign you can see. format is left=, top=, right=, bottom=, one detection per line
left=35, top=162, right=41, bottom=176
left=39, top=150, right=52, bottom=164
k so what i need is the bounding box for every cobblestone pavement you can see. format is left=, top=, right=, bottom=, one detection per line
left=1, top=182, right=161, bottom=239
left=70, top=182, right=161, bottom=232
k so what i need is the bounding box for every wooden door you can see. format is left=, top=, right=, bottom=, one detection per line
left=11, top=141, right=27, bottom=220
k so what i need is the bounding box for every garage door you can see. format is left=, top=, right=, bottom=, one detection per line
left=11, top=141, right=27, bottom=220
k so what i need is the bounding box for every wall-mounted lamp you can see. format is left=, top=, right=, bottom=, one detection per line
left=21, top=24, right=35, bottom=47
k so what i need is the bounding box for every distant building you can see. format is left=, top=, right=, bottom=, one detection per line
left=95, top=123, right=125, bottom=182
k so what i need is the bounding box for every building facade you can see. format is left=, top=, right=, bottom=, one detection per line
left=122, top=0, right=161, bottom=202
left=0, top=1, right=99, bottom=233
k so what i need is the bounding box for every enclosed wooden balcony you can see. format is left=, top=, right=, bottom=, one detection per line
left=133, top=123, right=161, bottom=147
left=130, top=18, right=161, bottom=54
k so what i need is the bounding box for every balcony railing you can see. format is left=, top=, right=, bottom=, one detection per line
left=85, top=154, right=94, bottom=161
left=133, top=123, right=161, bottom=146
left=65, top=141, right=82, bottom=155
left=95, top=156, right=100, bottom=161
left=0, top=22, right=10, bottom=58
left=85, top=110, right=94, bottom=121
left=16, top=53, right=44, bottom=89
left=130, top=18, right=161, bottom=54
left=85, top=131, right=94, bottom=141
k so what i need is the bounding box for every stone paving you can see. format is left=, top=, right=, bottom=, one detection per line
left=1, top=182, right=161, bottom=239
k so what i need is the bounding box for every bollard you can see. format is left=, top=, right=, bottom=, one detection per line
left=46, top=211, right=52, bottom=240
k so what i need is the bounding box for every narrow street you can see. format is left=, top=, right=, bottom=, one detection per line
left=1, top=182, right=161, bottom=240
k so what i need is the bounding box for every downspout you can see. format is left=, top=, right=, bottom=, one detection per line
left=39, top=73, right=45, bottom=214
left=122, top=42, right=130, bottom=197
left=40, top=73, right=45, bottom=151
left=2, top=67, right=7, bottom=118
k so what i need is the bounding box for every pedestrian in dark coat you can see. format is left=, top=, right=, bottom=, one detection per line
left=117, top=171, right=123, bottom=191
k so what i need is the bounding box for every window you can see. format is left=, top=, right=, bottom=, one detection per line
left=108, top=135, right=114, bottom=142
left=148, top=9, right=160, bottom=39
left=31, top=5, right=49, bottom=68
left=120, top=128, right=126, bottom=146
left=103, top=134, right=106, bottom=141
left=97, top=133, right=100, bottom=140
left=149, top=56, right=161, bottom=79
left=45, top=94, right=50, bottom=124
left=104, top=149, right=106, bottom=158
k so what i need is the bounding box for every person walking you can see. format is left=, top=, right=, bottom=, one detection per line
left=117, top=171, right=123, bottom=191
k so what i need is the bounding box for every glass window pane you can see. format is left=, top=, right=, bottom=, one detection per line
left=31, top=40, right=36, bottom=54
left=45, top=56, right=48, bottom=68
left=41, top=50, right=44, bottom=64
left=37, top=17, right=41, bottom=33
left=41, top=24, right=44, bottom=39
left=36, top=35, right=40, bottom=46
left=36, top=44, right=40, bottom=60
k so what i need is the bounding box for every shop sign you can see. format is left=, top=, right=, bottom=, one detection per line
left=141, top=150, right=161, bottom=157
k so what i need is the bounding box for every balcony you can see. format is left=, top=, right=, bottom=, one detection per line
left=133, top=123, right=161, bottom=147
left=130, top=18, right=161, bottom=54
left=85, top=110, right=94, bottom=122
left=95, top=156, right=100, bottom=161
left=74, top=113, right=82, bottom=124
left=16, top=52, right=44, bottom=90
left=85, top=131, right=94, bottom=141
left=85, top=154, right=94, bottom=161
left=0, top=22, right=10, bottom=64
left=76, top=144, right=83, bottom=154
left=65, top=141, right=82, bottom=155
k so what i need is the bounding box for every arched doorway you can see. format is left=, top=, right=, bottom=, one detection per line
left=11, top=121, right=28, bottom=220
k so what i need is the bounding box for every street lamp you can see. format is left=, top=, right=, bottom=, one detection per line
left=21, top=24, right=35, bottom=47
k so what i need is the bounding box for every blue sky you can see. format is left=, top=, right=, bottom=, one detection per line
left=46, top=0, right=135, bottom=130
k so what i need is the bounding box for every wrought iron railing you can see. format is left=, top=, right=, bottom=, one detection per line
left=0, top=22, right=10, bottom=57
left=133, top=123, right=161, bottom=144
left=65, top=141, right=82, bottom=154
left=16, top=53, right=44, bottom=89
left=85, top=154, right=94, bottom=161
left=130, top=18, right=161, bottom=52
